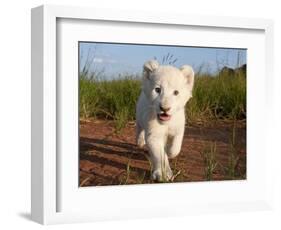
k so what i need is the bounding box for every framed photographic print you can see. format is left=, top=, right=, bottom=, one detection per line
left=31, top=5, right=274, bottom=225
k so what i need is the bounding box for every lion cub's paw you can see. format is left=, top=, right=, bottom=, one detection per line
left=151, top=168, right=173, bottom=182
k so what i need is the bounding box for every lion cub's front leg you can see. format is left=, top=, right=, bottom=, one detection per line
left=146, top=135, right=173, bottom=181
left=166, top=130, right=184, bottom=159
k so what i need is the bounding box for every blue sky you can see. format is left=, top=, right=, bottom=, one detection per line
left=79, top=42, right=246, bottom=79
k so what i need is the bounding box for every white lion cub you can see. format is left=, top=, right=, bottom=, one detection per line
left=136, top=60, right=194, bottom=181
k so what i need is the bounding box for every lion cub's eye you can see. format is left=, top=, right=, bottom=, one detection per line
left=174, top=90, right=179, bottom=96
left=155, top=87, right=161, bottom=94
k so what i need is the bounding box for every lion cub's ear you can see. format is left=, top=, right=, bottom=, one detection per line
left=180, top=65, right=195, bottom=90
left=143, top=60, right=159, bottom=79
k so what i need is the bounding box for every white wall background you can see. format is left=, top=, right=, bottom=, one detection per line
left=0, top=0, right=280, bottom=229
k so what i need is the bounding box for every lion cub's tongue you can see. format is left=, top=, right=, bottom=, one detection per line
left=159, top=113, right=171, bottom=121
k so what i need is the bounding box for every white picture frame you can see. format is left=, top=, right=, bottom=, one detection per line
left=31, top=4, right=274, bottom=225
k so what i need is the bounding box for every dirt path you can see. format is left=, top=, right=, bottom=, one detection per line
left=79, top=119, right=246, bottom=186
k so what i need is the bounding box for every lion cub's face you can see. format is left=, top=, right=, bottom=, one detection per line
left=142, top=60, right=194, bottom=123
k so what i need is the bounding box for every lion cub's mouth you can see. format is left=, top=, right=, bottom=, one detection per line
left=158, top=112, right=171, bottom=121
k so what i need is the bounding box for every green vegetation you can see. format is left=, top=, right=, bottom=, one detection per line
left=79, top=72, right=141, bottom=132
left=186, top=71, right=246, bottom=123
left=200, top=142, right=218, bottom=181
left=79, top=70, right=246, bottom=130
left=226, top=121, right=244, bottom=179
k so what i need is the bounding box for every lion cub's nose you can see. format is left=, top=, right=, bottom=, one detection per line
left=160, top=105, right=171, bottom=112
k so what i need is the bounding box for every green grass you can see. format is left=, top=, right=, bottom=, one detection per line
left=79, top=70, right=246, bottom=130
left=200, top=142, right=218, bottom=180
left=79, top=73, right=141, bottom=132
left=226, top=121, right=243, bottom=179
left=186, top=72, right=246, bottom=123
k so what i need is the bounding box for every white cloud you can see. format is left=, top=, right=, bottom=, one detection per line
left=93, top=57, right=117, bottom=64
left=93, top=57, right=104, bottom=63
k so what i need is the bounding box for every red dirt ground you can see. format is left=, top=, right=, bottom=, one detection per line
left=79, top=119, right=246, bottom=186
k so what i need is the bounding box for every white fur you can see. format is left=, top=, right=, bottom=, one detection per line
left=136, top=60, right=194, bottom=181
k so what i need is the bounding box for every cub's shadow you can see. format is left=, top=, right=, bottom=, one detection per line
left=80, top=137, right=148, bottom=160
left=79, top=137, right=150, bottom=177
